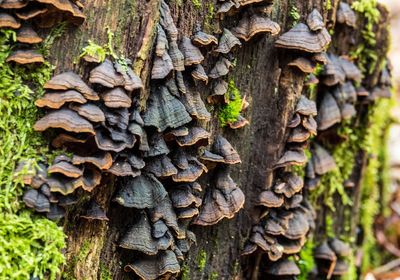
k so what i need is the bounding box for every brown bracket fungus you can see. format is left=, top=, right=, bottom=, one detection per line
left=307, top=9, right=325, bottom=32
left=0, top=13, right=21, bottom=29
left=192, top=30, right=218, bottom=46
left=101, top=87, right=132, bottom=108
left=143, top=86, right=192, bottom=132
left=16, top=25, right=42, bottom=44
left=208, top=57, right=233, bottom=79
left=0, top=0, right=29, bottom=9
left=124, top=250, right=180, bottom=280
left=232, top=13, right=281, bottom=42
left=288, top=57, right=316, bottom=74
left=316, top=92, right=341, bottom=131
left=266, top=259, right=301, bottom=277
left=34, top=108, right=95, bottom=134
left=23, top=189, right=50, bottom=213
left=193, top=167, right=245, bottom=226
left=311, top=143, right=337, bottom=175
left=70, top=103, right=106, bottom=123
left=337, top=2, right=357, bottom=28
left=274, top=149, right=307, bottom=169
left=180, top=36, right=204, bottom=66
left=113, top=173, right=167, bottom=209
left=211, top=135, right=241, bottom=165
left=45, top=71, right=99, bottom=101
left=275, top=23, right=331, bottom=53
left=181, top=87, right=211, bottom=120
left=215, top=28, right=241, bottom=54
left=6, top=50, right=44, bottom=64
left=80, top=200, right=108, bottom=221
left=35, top=90, right=87, bottom=109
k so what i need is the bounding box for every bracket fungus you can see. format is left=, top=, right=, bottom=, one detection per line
left=192, top=30, right=218, bottom=46
left=34, top=109, right=95, bottom=134
left=194, top=168, right=245, bottom=226
left=215, top=28, right=241, bottom=54
left=6, top=49, right=44, bottom=64
left=232, top=13, right=280, bottom=41
left=180, top=36, right=204, bottom=66
left=316, top=92, right=341, bottom=131
left=114, top=174, right=167, bottom=209
left=288, top=57, right=316, bottom=74
left=143, top=86, right=192, bottom=132
left=208, top=57, right=233, bottom=79
left=0, top=13, right=21, bottom=29
left=45, top=71, right=99, bottom=101
left=266, top=259, right=301, bottom=277
left=80, top=200, right=108, bottom=221
left=337, top=2, right=357, bottom=28
left=311, top=143, right=337, bottom=175
left=307, top=9, right=325, bottom=31
left=35, top=90, right=86, bottom=109
left=275, top=23, right=331, bottom=53
left=124, top=250, right=180, bottom=280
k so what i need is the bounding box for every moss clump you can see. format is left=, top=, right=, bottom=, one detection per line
left=218, top=80, right=243, bottom=127
left=39, top=22, right=67, bottom=57
left=209, top=271, right=219, bottom=280
left=351, top=0, right=380, bottom=74
left=204, top=3, right=215, bottom=33
left=0, top=212, right=65, bottom=279
left=289, top=5, right=300, bottom=26
left=325, top=0, right=332, bottom=11
left=191, top=0, right=202, bottom=9
left=0, top=29, right=66, bottom=279
left=197, top=250, right=207, bottom=271
left=180, top=263, right=190, bottom=280
left=359, top=98, right=394, bottom=272
left=99, top=262, right=112, bottom=280
left=297, top=238, right=316, bottom=280
left=79, top=29, right=117, bottom=63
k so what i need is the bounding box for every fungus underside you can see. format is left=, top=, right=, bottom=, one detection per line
left=218, top=80, right=243, bottom=127
left=0, top=29, right=66, bottom=279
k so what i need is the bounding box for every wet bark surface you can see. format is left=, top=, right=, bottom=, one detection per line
left=49, top=1, right=390, bottom=279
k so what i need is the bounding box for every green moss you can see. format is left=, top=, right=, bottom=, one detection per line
left=99, top=262, right=112, bottom=280
left=39, top=22, right=68, bottom=58
left=289, top=5, right=300, bottom=26
left=209, top=271, right=219, bottom=280
left=197, top=250, right=207, bottom=271
left=0, top=29, right=66, bottom=279
left=297, top=238, right=316, bottom=280
left=79, top=29, right=117, bottom=63
left=218, top=80, right=243, bottom=127
left=325, top=0, right=332, bottom=11
left=180, top=263, right=190, bottom=280
left=359, top=98, right=394, bottom=272
left=204, top=3, right=215, bottom=33
left=78, top=241, right=91, bottom=262
left=191, top=0, right=202, bottom=9
left=351, top=0, right=380, bottom=74
left=0, top=212, right=65, bottom=279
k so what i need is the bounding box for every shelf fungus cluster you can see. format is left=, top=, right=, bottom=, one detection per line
left=0, top=0, right=85, bottom=64
left=19, top=59, right=143, bottom=221
left=314, top=238, right=351, bottom=278
left=118, top=2, right=246, bottom=278
left=242, top=96, right=317, bottom=278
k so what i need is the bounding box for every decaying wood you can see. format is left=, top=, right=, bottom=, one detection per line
left=44, top=0, right=391, bottom=279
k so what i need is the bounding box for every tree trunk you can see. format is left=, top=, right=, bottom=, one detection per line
left=44, top=0, right=390, bottom=279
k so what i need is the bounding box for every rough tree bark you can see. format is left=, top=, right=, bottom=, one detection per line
left=46, top=0, right=390, bottom=279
